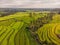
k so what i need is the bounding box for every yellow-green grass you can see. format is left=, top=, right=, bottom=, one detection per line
left=0, top=12, right=51, bottom=45
left=0, top=12, right=29, bottom=21
left=0, top=12, right=45, bottom=45
left=37, top=23, right=60, bottom=45
left=51, top=14, right=60, bottom=23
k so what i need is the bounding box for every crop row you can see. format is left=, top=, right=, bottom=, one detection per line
left=37, top=23, right=60, bottom=45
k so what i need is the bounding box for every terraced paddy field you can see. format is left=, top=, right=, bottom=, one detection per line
left=37, top=14, right=60, bottom=45
left=37, top=23, right=60, bottom=45
left=0, top=11, right=60, bottom=45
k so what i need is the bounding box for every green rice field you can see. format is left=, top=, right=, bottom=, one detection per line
left=0, top=11, right=60, bottom=45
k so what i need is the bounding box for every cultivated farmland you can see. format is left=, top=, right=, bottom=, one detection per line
left=0, top=11, right=60, bottom=45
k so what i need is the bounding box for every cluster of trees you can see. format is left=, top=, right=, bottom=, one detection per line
left=29, top=12, right=55, bottom=32
left=27, top=12, right=56, bottom=45
left=0, top=12, right=17, bottom=17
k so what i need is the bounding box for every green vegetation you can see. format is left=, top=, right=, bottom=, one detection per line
left=37, top=14, right=60, bottom=45
left=0, top=11, right=60, bottom=45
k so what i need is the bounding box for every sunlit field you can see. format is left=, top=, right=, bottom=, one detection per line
left=0, top=11, right=60, bottom=45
